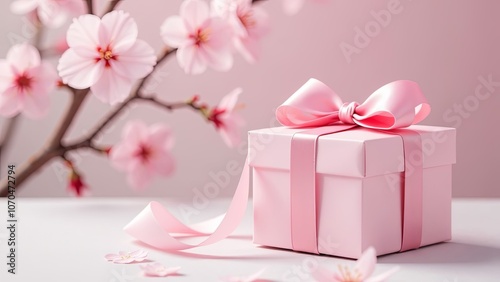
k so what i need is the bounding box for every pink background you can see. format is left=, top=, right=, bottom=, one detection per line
left=0, top=0, right=498, bottom=197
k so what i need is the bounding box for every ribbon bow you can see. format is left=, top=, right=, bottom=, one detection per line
left=276, top=78, right=430, bottom=129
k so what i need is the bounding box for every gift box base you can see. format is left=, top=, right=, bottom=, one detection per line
left=252, top=164, right=452, bottom=259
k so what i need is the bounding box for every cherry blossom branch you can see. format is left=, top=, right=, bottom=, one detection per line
left=0, top=47, right=177, bottom=196
left=0, top=0, right=264, bottom=196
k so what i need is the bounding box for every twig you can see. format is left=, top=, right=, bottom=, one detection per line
left=135, top=48, right=177, bottom=96
left=138, top=96, right=205, bottom=113
left=86, top=0, right=93, bottom=14
left=0, top=115, right=20, bottom=161
left=48, top=89, right=89, bottom=149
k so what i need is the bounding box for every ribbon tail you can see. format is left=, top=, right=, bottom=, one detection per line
left=124, top=159, right=250, bottom=250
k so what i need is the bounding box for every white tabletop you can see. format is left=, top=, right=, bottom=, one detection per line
left=0, top=198, right=498, bottom=282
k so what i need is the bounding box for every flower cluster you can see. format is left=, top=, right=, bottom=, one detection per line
left=0, top=0, right=326, bottom=196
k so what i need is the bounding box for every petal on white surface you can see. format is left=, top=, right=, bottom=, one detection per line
left=10, top=0, right=38, bottom=15
left=90, top=69, right=132, bottom=105
left=99, top=10, right=138, bottom=53
left=66, top=14, right=101, bottom=49
left=6, top=43, right=41, bottom=71
left=0, top=87, right=22, bottom=118
left=129, top=249, right=148, bottom=259
left=58, top=49, right=103, bottom=89
left=141, top=263, right=181, bottom=277
left=160, top=16, right=191, bottom=47
left=111, top=39, right=156, bottom=79
left=180, top=0, right=210, bottom=32
left=356, top=247, right=377, bottom=279
left=177, top=45, right=207, bottom=75
left=104, top=254, right=120, bottom=261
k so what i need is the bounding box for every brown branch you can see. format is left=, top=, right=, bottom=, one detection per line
left=138, top=96, right=206, bottom=114
left=48, top=89, right=89, bottom=149
left=87, top=95, right=136, bottom=142
left=102, top=0, right=122, bottom=15
left=0, top=115, right=20, bottom=161
left=135, top=48, right=177, bottom=96
left=0, top=147, right=61, bottom=197
left=86, top=0, right=93, bottom=14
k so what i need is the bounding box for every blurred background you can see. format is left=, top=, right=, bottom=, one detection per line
left=0, top=0, right=499, bottom=198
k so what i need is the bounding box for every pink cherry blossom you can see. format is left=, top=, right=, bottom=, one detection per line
left=109, top=121, right=175, bottom=190
left=57, top=10, right=156, bottom=105
left=222, top=269, right=266, bottom=282
left=313, top=247, right=399, bottom=282
left=212, top=0, right=270, bottom=63
left=0, top=43, right=57, bottom=119
left=105, top=249, right=148, bottom=264
left=140, top=263, right=181, bottom=277
left=161, top=0, right=234, bottom=74
left=10, top=0, right=85, bottom=28
left=208, top=88, right=245, bottom=148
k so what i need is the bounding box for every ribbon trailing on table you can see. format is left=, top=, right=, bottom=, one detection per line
left=124, top=78, right=430, bottom=253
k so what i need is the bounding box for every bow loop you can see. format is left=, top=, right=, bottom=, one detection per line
left=276, top=78, right=431, bottom=130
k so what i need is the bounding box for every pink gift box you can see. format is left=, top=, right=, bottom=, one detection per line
left=249, top=125, right=456, bottom=258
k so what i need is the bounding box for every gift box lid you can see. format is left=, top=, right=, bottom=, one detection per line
left=248, top=125, right=456, bottom=178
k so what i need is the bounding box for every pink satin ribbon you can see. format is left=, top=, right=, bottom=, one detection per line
left=290, top=125, right=356, bottom=254
left=124, top=78, right=429, bottom=254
